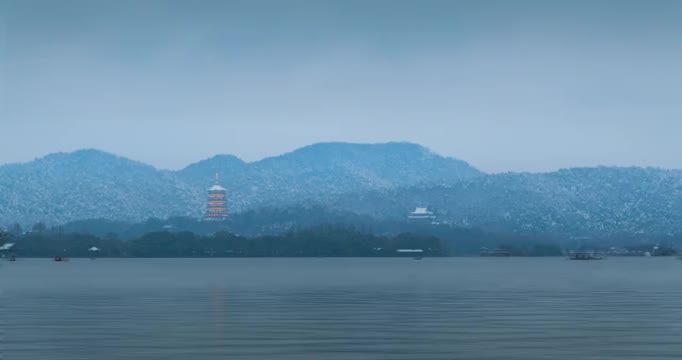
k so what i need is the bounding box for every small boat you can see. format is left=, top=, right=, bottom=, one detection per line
left=480, top=247, right=511, bottom=257
left=569, top=252, right=604, bottom=260
left=54, top=256, right=67, bottom=262
left=413, top=255, right=423, bottom=260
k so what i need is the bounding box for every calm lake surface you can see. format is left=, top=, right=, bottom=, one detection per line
left=2, top=258, right=682, bottom=359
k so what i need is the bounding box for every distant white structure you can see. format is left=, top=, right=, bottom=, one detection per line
left=396, top=249, right=424, bottom=253
left=407, top=207, right=436, bottom=224
left=88, top=246, right=100, bottom=259
left=397, top=248, right=424, bottom=259
left=0, top=243, right=15, bottom=251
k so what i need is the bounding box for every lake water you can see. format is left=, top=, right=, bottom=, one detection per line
left=2, top=258, right=682, bottom=359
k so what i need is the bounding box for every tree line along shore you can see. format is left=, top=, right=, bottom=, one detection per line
left=2, top=221, right=676, bottom=258
left=3, top=226, right=447, bottom=258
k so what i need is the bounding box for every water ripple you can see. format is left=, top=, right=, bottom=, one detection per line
left=1, top=258, right=681, bottom=359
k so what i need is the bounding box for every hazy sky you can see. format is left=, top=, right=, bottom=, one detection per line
left=1, top=0, right=681, bottom=172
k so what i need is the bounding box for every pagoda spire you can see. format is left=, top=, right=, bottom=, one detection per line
left=205, top=173, right=228, bottom=221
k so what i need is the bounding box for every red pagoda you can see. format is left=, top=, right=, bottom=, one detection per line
left=205, top=173, right=228, bottom=221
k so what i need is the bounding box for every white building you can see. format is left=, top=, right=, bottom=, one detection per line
left=407, top=207, right=436, bottom=224
left=0, top=243, right=15, bottom=251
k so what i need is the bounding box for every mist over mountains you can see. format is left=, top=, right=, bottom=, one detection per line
left=1, top=142, right=680, bottom=237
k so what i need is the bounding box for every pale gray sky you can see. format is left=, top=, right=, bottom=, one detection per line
left=1, top=0, right=681, bottom=172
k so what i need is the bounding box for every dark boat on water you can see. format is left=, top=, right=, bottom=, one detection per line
left=569, top=252, right=604, bottom=260
left=54, top=256, right=67, bottom=262
left=480, top=248, right=511, bottom=257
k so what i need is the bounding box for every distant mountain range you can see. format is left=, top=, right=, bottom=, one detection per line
left=177, top=142, right=481, bottom=210
left=1, top=142, right=681, bottom=236
left=0, top=142, right=480, bottom=225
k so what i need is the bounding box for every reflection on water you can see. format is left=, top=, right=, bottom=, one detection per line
left=2, top=258, right=682, bottom=359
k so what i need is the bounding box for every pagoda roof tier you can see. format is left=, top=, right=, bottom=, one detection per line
left=209, top=184, right=227, bottom=191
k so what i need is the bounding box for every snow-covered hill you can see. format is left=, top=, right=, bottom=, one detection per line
left=178, top=142, right=482, bottom=210
left=330, top=167, right=682, bottom=236
left=0, top=149, right=202, bottom=225
left=0, top=142, right=481, bottom=224
left=2, top=143, right=680, bottom=236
